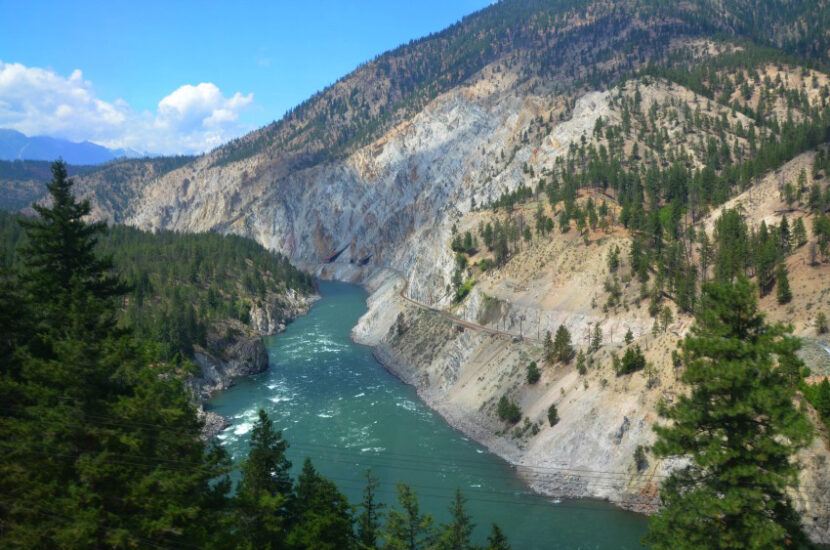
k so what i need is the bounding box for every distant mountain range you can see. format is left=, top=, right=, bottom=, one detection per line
left=0, top=129, right=142, bottom=165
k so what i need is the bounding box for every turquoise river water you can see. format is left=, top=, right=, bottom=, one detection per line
left=207, top=281, right=647, bottom=549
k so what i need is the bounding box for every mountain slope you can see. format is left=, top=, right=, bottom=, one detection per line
left=208, top=0, right=830, bottom=171
left=0, top=156, right=195, bottom=218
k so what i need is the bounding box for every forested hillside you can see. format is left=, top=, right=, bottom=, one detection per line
left=467, top=44, right=830, bottom=311
left=0, top=163, right=509, bottom=550
left=211, top=0, right=830, bottom=169
left=0, top=156, right=195, bottom=220
left=0, top=210, right=314, bottom=362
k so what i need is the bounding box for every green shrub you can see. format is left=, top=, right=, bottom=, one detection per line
left=547, top=404, right=559, bottom=426
left=526, top=361, right=540, bottom=384
left=497, top=395, right=522, bottom=424
left=616, top=345, right=646, bottom=375
left=454, top=279, right=476, bottom=303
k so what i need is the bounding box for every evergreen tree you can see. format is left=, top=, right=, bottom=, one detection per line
left=608, top=245, right=621, bottom=272
left=288, top=458, right=355, bottom=550
left=576, top=349, right=587, bottom=375
left=713, top=209, right=749, bottom=282
left=384, top=484, right=437, bottom=550
left=616, top=345, right=646, bottom=375
left=0, top=264, right=28, bottom=372
left=552, top=324, right=574, bottom=363
left=357, top=469, right=385, bottom=550
left=437, top=489, right=475, bottom=550
left=776, top=263, right=792, bottom=304
left=645, top=278, right=812, bottom=549
left=526, top=361, right=540, bottom=384
left=497, top=395, right=522, bottom=424
left=18, top=161, right=126, bottom=348
left=590, top=322, right=602, bottom=352
left=236, top=409, right=293, bottom=549
left=779, top=215, right=791, bottom=255
left=0, top=161, right=233, bottom=549
left=659, top=306, right=674, bottom=332
left=547, top=403, right=559, bottom=426
left=543, top=330, right=554, bottom=362
left=558, top=210, right=570, bottom=233
left=811, top=378, right=830, bottom=420
left=486, top=524, right=512, bottom=550
left=753, top=221, right=779, bottom=295
left=793, top=217, right=808, bottom=248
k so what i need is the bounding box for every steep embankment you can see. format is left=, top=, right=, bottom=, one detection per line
left=351, top=145, right=830, bottom=540
left=351, top=67, right=830, bottom=542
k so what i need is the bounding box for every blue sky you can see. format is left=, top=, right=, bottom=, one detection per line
left=0, top=0, right=490, bottom=154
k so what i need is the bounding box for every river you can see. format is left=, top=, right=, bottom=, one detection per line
left=207, top=280, right=647, bottom=549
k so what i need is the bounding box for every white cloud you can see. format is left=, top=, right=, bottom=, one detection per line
left=0, top=60, right=255, bottom=155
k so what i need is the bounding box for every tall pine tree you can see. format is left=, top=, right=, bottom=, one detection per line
left=0, top=161, right=233, bottom=549
left=486, top=524, right=512, bottom=550
left=437, top=489, right=475, bottom=550
left=645, top=278, right=812, bottom=549
left=287, top=458, right=355, bottom=550
left=235, top=409, right=293, bottom=549
left=384, top=483, right=437, bottom=550
left=357, top=469, right=385, bottom=550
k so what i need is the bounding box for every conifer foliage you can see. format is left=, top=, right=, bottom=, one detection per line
left=0, top=161, right=233, bottom=549
left=645, top=278, right=813, bottom=549
left=0, top=161, right=511, bottom=549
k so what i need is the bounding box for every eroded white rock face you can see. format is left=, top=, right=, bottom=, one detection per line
left=121, top=72, right=614, bottom=308
left=354, top=273, right=830, bottom=544
left=249, top=288, right=313, bottom=335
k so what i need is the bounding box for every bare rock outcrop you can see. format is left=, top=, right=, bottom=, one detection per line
left=188, top=291, right=315, bottom=437
left=188, top=338, right=269, bottom=402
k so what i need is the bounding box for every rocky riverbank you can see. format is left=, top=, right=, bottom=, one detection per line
left=191, top=288, right=317, bottom=438
left=352, top=269, right=830, bottom=545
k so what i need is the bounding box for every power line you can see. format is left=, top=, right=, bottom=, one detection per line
left=2, top=440, right=828, bottom=514
left=4, top=409, right=830, bottom=496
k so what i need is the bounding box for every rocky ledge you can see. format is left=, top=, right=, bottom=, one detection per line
left=188, top=338, right=270, bottom=402
left=188, top=289, right=316, bottom=438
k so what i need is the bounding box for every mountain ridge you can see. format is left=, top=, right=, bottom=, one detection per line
left=0, top=128, right=142, bottom=165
